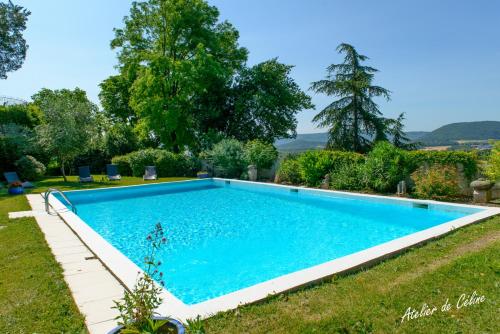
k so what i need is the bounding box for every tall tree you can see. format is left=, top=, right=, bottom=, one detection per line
left=310, top=43, right=390, bottom=153
left=0, top=1, right=30, bottom=79
left=109, top=0, right=247, bottom=152
left=386, top=112, right=415, bottom=149
left=224, top=59, right=313, bottom=144
left=33, top=88, right=98, bottom=181
left=103, top=0, right=312, bottom=153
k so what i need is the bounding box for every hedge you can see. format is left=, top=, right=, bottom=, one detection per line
left=275, top=144, right=480, bottom=195
left=111, top=149, right=200, bottom=177
left=297, top=150, right=365, bottom=187
left=407, top=150, right=478, bottom=179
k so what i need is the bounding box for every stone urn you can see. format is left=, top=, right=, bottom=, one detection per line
left=320, top=174, right=330, bottom=189
left=248, top=165, right=257, bottom=181
left=470, top=179, right=493, bottom=203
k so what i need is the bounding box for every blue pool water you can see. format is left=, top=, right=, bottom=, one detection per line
left=58, top=180, right=479, bottom=304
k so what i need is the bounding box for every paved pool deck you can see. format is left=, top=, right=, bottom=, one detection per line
left=24, top=194, right=122, bottom=334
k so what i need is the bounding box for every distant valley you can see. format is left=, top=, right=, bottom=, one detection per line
left=276, top=121, right=500, bottom=152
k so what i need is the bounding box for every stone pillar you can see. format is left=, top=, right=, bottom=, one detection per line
left=248, top=165, right=257, bottom=181
left=491, top=182, right=500, bottom=200
left=456, top=163, right=471, bottom=196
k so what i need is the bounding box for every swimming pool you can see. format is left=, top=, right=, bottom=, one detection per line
left=50, top=179, right=497, bottom=319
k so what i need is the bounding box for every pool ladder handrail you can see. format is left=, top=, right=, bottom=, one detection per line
left=44, top=188, right=77, bottom=214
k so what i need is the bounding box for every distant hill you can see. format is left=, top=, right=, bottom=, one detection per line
left=406, top=131, right=429, bottom=141
left=418, top=121, right=500, bottom=145
left=275, top=121, right=500, bottom=152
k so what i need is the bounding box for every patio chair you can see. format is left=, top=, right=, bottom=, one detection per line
left=143, top=166, right=158, bottom=180
left=106, top=164, right=121, bottom=181
left=78, top=166, right=94, bottom=183
left=3, top=171, right=34, bottom=188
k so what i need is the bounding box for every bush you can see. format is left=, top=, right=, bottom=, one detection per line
left=364, top=141, right=410, bottom=193
left=276, top=156, right=303, bottom=184
left=111, top=149, right=199, bottom=178
left=244, top=140, right=278, bottom=169
left=330, top=162, right=367, bottom=191
left=15, top=155, right=46, bottom=180
left=411, top=164, right=461, bottom=199
left=205, top=139, right=246, bottom=178
left=485, top=141, right=500, bottom=181
left=111, top=154, right=133, bottom=176
left=407, top=150, right=478, bottom=179
left=297, top=150, right=364, bottom=187
left=0, top=104, right=43, bottom=129
left=156, top=151, right=200, bottom=177
left=127, top=149, right=160, bottom=177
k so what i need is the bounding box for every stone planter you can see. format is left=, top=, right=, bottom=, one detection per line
left=107, top=317, right=185, bottom=334
left=8, top=186, right=24, bottom=195
left=470, top=179, right=493, bottom=203
left=248, top=165, right=257, bottom=182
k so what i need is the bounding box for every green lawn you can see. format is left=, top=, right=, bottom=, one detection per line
left=0, top=176, right=498, bottom=333
left=27, top=175, right=193, bottom=193
left=0, top=176, right=192, bottom=334
left=205, top=216, right=500, bottom=333
left=0, top=194, right=87, bottom=333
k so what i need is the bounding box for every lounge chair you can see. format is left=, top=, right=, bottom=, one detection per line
left=78, top=166, right=94, bottom=183
left=143, top=166, right=157, bottom=180
left=3, top=171, right=34, bottom=188
left=106, top=164, right=121, bottom=181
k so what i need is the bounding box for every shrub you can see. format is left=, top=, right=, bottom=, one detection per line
left=330, top=162, right=367, bottom=191
left=0, top=103, right=43, bottom=129
left=111, top=149, right=199, bottom=178
left=407, top=150, right=478, bottom=179
left=411, top=164, right=461, bottom=199
left=276, top=156, right=303, bottom=184
left=244, top=140, right=278, bottom=169
left=297, top=150, right=364, bottom=187
left=127, top=149, right=159, bottom=177
left=364, top=141, right=410, bottom=193
left=156, top=151, right=200, bottom=177
left=15, top=155, right=46, bottom=180
left=485, top=141, right=500, bottom=181
left=111, top=154, right=133, bottom=176
left=205, top=139, right=246, bottom=178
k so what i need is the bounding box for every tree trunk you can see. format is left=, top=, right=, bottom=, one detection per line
left=61, top=160, right=67, bottom=182
left=171, top=131, right=180, bottom=153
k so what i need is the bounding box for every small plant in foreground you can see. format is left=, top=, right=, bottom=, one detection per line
left=186, top=316, right=206, bottom=334
left=113, top=223, right=172, bottom=333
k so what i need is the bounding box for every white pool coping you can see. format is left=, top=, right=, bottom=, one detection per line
left=47, top=178, right=500, bottom=321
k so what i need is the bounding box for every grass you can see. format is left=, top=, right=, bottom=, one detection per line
left=0, top=175, right=498, bottom=333
left=204, top=216, right=500, bottom=333
left=0, top=194, right=87, bottom=333
left=0, top=175, right=192, bottom=333
left=28, top=175, right=193, bottom=193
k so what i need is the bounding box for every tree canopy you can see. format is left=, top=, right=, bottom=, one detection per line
left=310, top=43, right=390, bottom=153
left=101, top=0, right=311, bottom=153
left=224, top=59, right=313, bottom=143
left=0, top=1, right=30, bottom=79
left=386, top=112, right=415, bottom=149
left=33, top=88, right=98, bottom=181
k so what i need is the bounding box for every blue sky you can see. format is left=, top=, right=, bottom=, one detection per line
left=0, top=0, right=499, bottom=133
